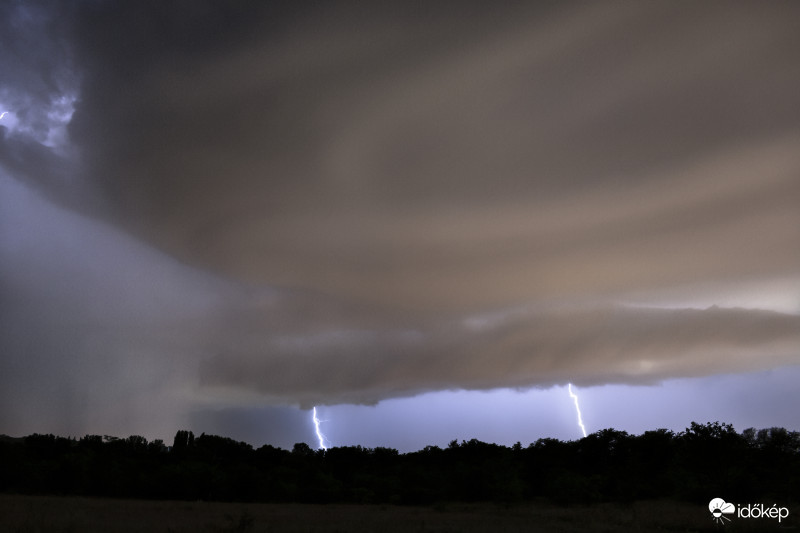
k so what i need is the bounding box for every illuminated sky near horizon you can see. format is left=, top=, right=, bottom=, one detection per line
left=1, top=1, right=799, bottom=451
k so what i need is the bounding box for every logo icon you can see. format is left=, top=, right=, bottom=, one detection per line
left=709, top=498, right=736, bottom=524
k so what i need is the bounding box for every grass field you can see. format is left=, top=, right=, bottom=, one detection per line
left=0, top=494, right=796, bottom=532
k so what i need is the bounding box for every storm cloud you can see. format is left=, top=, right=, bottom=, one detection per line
left=1, top=1, right=799, bottom=437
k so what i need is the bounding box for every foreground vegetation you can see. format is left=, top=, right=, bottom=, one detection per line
left=2, top=422, right=798, bottom=506
left=1, top=422, right=799, bottom=531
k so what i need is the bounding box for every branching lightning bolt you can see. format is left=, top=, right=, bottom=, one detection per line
left=312, top=406, right=328, bottom=450
left=568, top=383, right=587, bottom=438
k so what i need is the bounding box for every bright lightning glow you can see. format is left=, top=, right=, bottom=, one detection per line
left=0, top=111, right=8, bottom=120
left=312, top=406, right=328, bottom=450
left=568, top=383, right=588, bottom=438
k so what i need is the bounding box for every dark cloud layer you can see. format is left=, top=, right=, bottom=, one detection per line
left=1, top=1, right=799, bottom=438
left=200, top=304, right=800, bottom=408
left=64, top=1, right=800, bottom=314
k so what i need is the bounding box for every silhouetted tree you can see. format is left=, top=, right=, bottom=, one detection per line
left=171, top=430, right=194, bottom=453
left=1, top=422, right=798, bottom=505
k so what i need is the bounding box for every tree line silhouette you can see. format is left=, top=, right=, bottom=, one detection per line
left=1, top=422, right=797, bottom=505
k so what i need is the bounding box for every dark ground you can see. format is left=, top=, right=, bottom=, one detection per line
left=1, top=494, right=797, bottom=533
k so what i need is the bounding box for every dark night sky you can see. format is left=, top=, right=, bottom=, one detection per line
left=1, top=1, right=799, bottom=451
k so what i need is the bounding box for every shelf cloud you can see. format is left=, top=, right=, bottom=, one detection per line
left=1, top=1, right=799, bottom=436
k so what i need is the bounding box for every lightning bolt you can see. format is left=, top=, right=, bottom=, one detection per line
left=0, top=111, right=8, bottom=120
left=568, top=383, right=588, bottom=438
left=312, top=406, right=328, bottom=450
